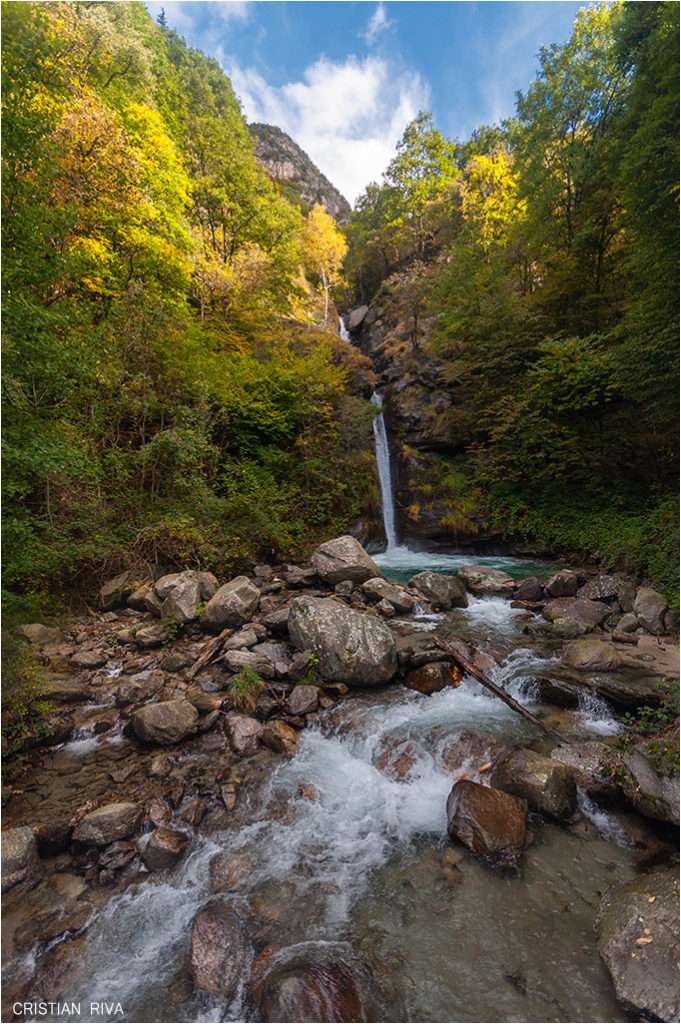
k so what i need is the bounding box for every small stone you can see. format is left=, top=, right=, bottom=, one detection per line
left=72, top=802, right=142, bottom=846
left=286, top=684, right=319, bottom=716
left=141, top=827, right=188, bottom=871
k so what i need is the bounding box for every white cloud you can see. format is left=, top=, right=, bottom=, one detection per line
left=225, top=54, right=429, bottom=205
left=144, top=1, right=250, bottom=32
left=362, top=3, right=393, bottom=45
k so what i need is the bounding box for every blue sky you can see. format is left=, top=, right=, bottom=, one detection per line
left=143, top=1, right=595, bottom=206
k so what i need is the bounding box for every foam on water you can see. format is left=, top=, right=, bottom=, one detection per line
left=374, top=545, right=562, bottom=582
left=578, top=790, right=630, bottom=845
left=576, top=693, right=622, bottom=736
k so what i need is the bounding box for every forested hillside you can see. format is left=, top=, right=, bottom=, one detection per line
left=2, top=1, right=375, bottom=619
left=345, top=1, right=679, bottom=599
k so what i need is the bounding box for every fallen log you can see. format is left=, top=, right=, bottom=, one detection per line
left=451, top=760, right=492, bottom=783
left=433, top=635, right=561, bottom=738
left=185, top=627, right=232, bottom=681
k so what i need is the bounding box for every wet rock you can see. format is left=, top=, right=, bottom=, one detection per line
left=261, top=721, right=299, bottom=755
left=440, top=730, right=508, bottom=773
left=621, top=738, right=680, bottom=825
left=596, top=868, right=680, bottom=1022
left=141, top=827, right=188, bottom=871
left=298, top=782, right=319, bottom=801
left=545, top=570, right=578, bottom=598
left=18, top=624, right=63, bottom=647
left=2, top=827, right=43, bottom=893
left=200, top=576, right=260, bottom=632
left=286, top=684, right=319, bottom=716
left=408, top=570, right=468, bottom=609
left=37, top=674, right=90, bottom=704
left=513, top=577, right=544, bottom=603
left=13, top=875, right=91, bottom=947
left=178, top=796, right=206, bottom=827
left=100, top=570, right=142, bottom=611
left=190, top=904, right=249, bottom=1000
left=562, top=637, right=624, bottom=672
left=490, top=748, right=577, bottom=821
left=578, top=574, right=620, bottom=602
left=550, top=742, right=623, bottom=805
left=250, top=941, right=369, bottom=1023
left=72, top=802, right=142, bottom=845
left=288, top=596, right=397, bottom=688
left=539, top=669, right=662, bottom=711
left=634, top=588, right=669, bottom=634
left=98, top=840, right=136, bottom=872
left=210, top=851, right=252, bottom=892
left=376, top=599, right=395, bottom=618
left=362, top=578, right=414, bottom=612
left=116, top=669, right=164, bottom=707
left=225, top=713, right=263, bottom=756
left=311, top=535, right=380, bottom=586
left=458, top=566, right=515, bottom=598
left=132, top=699, right=199, bottom=745
left=615, top=612, right=639, bottom=634
left=446, top=779, right=527, bottom=866
left=404, top=661, right=461, bottom=695
left=35, top=821, right=73, bottom=858
left=375, top=738, right=421, bottom=782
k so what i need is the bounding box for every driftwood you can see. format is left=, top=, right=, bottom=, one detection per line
left=433, top=635, right=561, bottom=738
left=185, top=627, right=232, bottom=681
left=451, top=760, right=492, bottom=783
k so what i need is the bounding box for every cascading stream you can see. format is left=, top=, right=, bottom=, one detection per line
left=371, top=391, right=398, bottom=551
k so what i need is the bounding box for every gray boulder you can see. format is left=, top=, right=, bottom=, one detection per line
left=73, top=802, right=142, bottom=846
left=514, top=577, right=544, bottom=603
left=99, top=570, right=142, bottom=610
left=38, top=674, right=90, bottom=704
left=223, top=649, right=274, bottom=678
left=345, top=305, right=368, bottom=331
left=409, top=571, right=468, bottom=609
left=286, top=684, right=319, bottom=716
left=634, top=588, right=669, bottom=634
left=621, top=740, right=680, bottom=825
left=18, top=624, right=62, bottom=647
left=161, top=572, right=201, bottom=624
left=288, top=596, right=396, bottom=687
left=562, top=637, right=624, bottom=672
left=543, top=597, right=610, bottom=633
left=596, top=868, right=679, bottom=1022
left=457, top=566, right=515, bottom=598
left=225, top=713, right=263, bottom=756
left=311, top=536, right=380, bottom=586
left=362, top=577, right=414, bottom=612
left=132, top=700, right=199, bottom=745
left=199, top=576, right=260, bottom=631
left=1, top=827, right=43, bottom=893
left=490, top=748, right=577, bottom=821
left=578, top=574, right=619, bottom=602
left=191, top=904, right=249, bottom=1000
left=545, top=570, right=578, bottom=598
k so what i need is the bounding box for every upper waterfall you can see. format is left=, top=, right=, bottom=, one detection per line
left=371, top=391, right=398, bottom=550
left=339, top=315, right=351, bottom=342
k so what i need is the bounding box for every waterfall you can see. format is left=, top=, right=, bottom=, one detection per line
left=371, top=391, right=398, bottom=550
left=339, top=315, right=351, bottom=342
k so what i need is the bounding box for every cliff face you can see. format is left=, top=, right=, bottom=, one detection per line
left=249, top=123, right=351, bottom=225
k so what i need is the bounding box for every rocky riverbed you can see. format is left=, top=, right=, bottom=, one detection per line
left=2, top=536, right=679, bottom=1022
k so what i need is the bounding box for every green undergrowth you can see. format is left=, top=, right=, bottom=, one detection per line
left=1, top=630, right=55, bottom=766
left=227, top=667, right=265, bottom=713
left=602, top=679, right=680, bottom=780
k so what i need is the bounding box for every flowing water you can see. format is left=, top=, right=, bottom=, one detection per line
left=8, top=370, right=644, bottom=1023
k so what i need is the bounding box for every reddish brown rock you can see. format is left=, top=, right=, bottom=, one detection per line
left=250, top=942, right=369, bottom=1023
left=190, top=904, right=248, bottom=999
left=375, top=739, right=421, bottom=782
left=209, top=851, right=251, bottom=892
left=141, top=827, right=188, bottom=871
left=404, top=661, right=461, bottom=695
left=225, top=713, right=263, bottom=756
left=261, top=721, right=299, bottom=756
left=446, top=779, right=527, bottom=866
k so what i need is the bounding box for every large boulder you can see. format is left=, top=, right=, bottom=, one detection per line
left=596, top=868, right=680, bottom=1022
left=345, top=305, right=369, bottom=331
left=18, top=624, right=63, bottom=647
left=562, top=637, right=624, bottom=672
left=621, top=737, right=680, bottom=825
left=311, top=536, right=379, bottom=586
left=490, top=748, right=577, bottom=821
left=408, top=571, right=468, bottom=609
left=99, top=570, right=142, bottom=611
left=513, top=577, right=544, bottom=603
left=131, top=700, right=199, bottom=745
left=38, top=674, right=90, bottom=704
left=362, top=577, right=414, bottom=613
left=288, top=597, right=396, bottom=687
left=199, top=577, right=260, bottom=632
left=140, top=827, right=188, bottom=871
left=191, top=904, right=249, bottom=1000
left=457, top=566, right=515, bottom=598
left=545, top=570, right=578, bottom=598
left=72, top=802, right=142, bottom=846
left=543, top=597, right=610, bottom=633
left=261, top=721, right=299, bottom=756
left=225, top=713, right=263, bottom=756
left=250, top=941, right=370, bottom=1023
left=223, top=650, right=275, bottom=678
left=446, top=779, right=527, bottom=866
left=634, top=588, right=669, bottom=634
left=1, top=827, right=44, bottom=893
left=578, top=574, right=620, bottom=602
left=160, top=572, right=201, bottom=624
